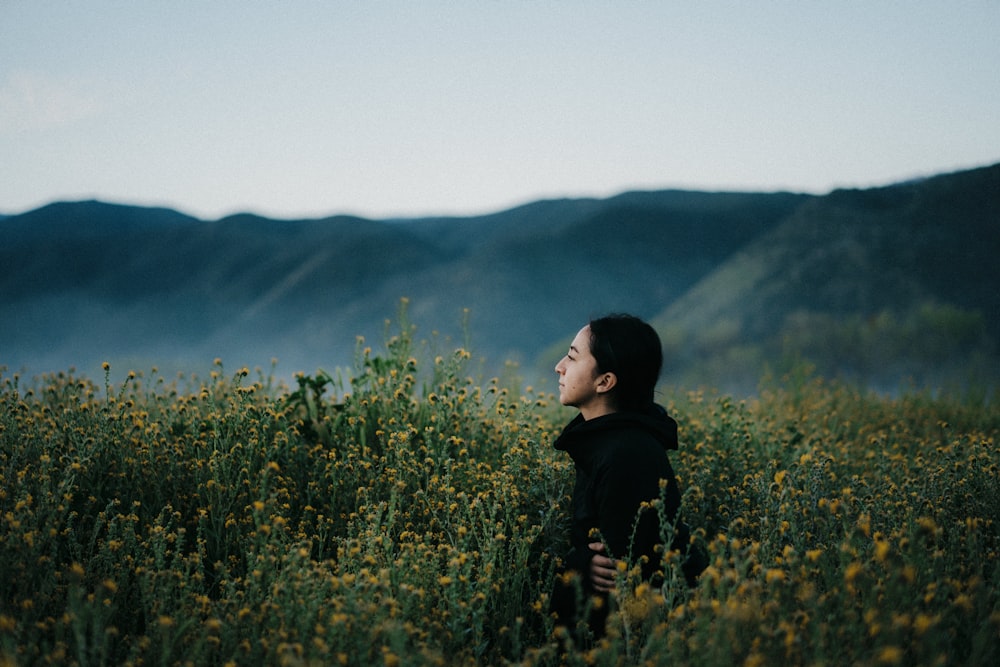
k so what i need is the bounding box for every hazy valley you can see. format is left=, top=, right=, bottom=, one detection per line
left=2, top=162, right=998, bottom=395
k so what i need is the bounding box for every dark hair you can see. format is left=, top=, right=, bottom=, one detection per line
left=588, top=313, right=662, bottom=410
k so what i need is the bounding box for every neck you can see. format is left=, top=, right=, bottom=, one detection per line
left=579, top=400, right=617, bottom=421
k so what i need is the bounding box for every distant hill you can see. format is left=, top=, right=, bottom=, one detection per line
left=651, top=163, right=1000, bottom=393
left=2, top=162, right=998, bottom=395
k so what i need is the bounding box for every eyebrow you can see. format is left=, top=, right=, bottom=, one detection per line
left=569, top=344, right=579, bottom=354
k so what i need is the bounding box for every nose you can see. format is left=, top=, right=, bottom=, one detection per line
left=555, top=357, right=566, bottom=374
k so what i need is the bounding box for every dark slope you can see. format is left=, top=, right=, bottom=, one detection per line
left=651, top=163, right=1000, bottom=392
left=2, top=163, right=997, bottom=394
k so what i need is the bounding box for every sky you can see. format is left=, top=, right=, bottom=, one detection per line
left=2, top=1, right=999, bottom=221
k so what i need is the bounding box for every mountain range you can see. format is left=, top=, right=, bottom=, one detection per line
left=2, top=162, right=998, bottom=395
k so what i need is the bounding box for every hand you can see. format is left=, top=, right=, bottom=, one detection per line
left=588, top=542, right=616, bottom=593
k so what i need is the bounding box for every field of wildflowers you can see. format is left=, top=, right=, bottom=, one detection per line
left=2, top=317, right=998, bottom=666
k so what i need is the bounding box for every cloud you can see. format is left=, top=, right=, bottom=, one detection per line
left=0, top=70, right=102, bottom=132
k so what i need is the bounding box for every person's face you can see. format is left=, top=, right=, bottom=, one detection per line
left=555, top=326, right=607, bottom=414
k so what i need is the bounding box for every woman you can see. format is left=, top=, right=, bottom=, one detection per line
left=549, top=314, right=703, bottom=641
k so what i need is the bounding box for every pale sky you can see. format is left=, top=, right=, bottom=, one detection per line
left=2, top=1, right=998, bottom=220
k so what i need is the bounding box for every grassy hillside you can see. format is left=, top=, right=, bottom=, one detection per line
left=652, top=163, right=1000, bottom=395
left=2, top=164, right=997, bottom=395
left=0, top=191, right=805, bottom=382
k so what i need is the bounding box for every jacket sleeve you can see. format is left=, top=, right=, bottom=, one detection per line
left=563, top=545, right=595, bottom=576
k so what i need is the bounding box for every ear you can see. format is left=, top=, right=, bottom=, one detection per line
left=595, top=371, right=618, bottom=394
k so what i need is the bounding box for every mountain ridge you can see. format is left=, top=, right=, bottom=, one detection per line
left=651, top=163, right=1000, bottom=391
left=2, top=162, right=998, bottom=394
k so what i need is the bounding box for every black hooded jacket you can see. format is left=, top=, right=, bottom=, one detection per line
left=553, top=403, right=689, bottom=587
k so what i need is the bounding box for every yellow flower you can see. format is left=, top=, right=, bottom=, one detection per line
left=953, top=594, right=974, bottom=613
left=913, top=613, right=937, bottom=635
left=621, top=595, right=650, bottom=622
left=874, top=539, right=890, bottom=563
left=875, top=646, right=903, bottom=664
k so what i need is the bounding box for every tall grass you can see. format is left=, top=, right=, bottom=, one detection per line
left=2, top=317, right=998, bottom=665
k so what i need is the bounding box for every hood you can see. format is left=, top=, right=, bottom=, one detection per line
left=553, top=402, right=679, bottom=452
